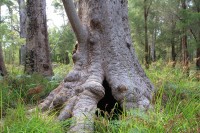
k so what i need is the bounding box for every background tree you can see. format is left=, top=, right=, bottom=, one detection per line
left=188, top=0, right=200, bottom=69
left=18, top=0, right=27, bottom=65
left=143, top=0, right=153, bottom=68
left=129, top=0, right=159, bottom=63
left=25, top=0, right=53, bottom=76
left=0, top=1, right=8, bottom=76
left=0, top=41, right=7, bottom=76
left=39, top=0, right=154, bottom=132
left=49, top=25, right=75, bottom=64
left=17, top=0, right=26, bottom=38
left=180, top=0, right=189, bottom=69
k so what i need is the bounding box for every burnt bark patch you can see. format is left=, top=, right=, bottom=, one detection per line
left=25, top=50, right=35, bottom=74
left=90, top=18, right=103, bottom=32
left=0, top=67, right=4, bottom=76
left=96, top=80, right=122, bottom=119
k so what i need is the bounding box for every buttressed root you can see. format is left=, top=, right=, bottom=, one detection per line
left=38, top=74, right=105, bottom=132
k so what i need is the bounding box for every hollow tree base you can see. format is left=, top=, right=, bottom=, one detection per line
left=39, top=0, right=154, bottom=132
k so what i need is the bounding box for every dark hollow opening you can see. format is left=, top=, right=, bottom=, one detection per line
left=96, top=79, right=122, bottom=119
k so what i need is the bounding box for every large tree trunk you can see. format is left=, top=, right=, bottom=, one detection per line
left=25, top=0, right=53, bottom=76
left=39, top=0, right=154, bottom=132
left=0, top=5, right=7, bottom=76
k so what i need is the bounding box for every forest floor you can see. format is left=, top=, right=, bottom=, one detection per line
left=0, top=61, right=199, bottom=133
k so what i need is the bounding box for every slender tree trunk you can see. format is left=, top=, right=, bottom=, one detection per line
left=8, top=7, right=16, bottom=65
left=151, top=29, right=156, bottom=62
left=39, top=0, right=154, bottom=132
left=189, top=0, right=200, bottom=69
left=196, top=32, right=200, bottom=69
left=0, top=43, right=7, bottom=76
left=196, top=2, right=200, bottom=69
left=0, top=5, right=7, bottom=76
left=144, top=0, right=149, bottom=68
left=171, top=21, right=176, bottom=63
left=171, top=40, right=176, bottom=61
left=25, top=0, right=53, bottom=76
left=18, top=0, right=27, bottom=38
left=196, top=48, right=200, bottom=69
left=18, top=0, right=27, bottom=65
left=182, top=31, right=189, bottom=66
left=181, top=0, right=189, bottom=70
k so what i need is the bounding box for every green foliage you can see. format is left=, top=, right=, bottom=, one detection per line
left=49, top=25, right=75, bottom=63
left=128, top=0, right=200, bottom=62
left=0, top=2, right=26, bottom=65
left=52, top=0, right=63, bottom=11
left=52, top=62, right=73, bottom=80
left=0, top=0, right=14, bottom=7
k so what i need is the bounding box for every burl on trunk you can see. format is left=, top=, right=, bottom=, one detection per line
left=39, top=0, right=154, bottom=132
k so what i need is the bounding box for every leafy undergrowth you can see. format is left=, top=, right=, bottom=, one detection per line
left=1, top=62, right=200, bottom=133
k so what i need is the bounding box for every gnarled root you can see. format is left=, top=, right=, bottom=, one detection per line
left=38, top=69, right=105, bottom=132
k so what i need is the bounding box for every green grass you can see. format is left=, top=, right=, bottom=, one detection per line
left=0, top=63, right=72, bottom=116
left=94, top=61, right=200, bottom=133
left=0, top=74, right=60, bottom=115
left=1, top=62, right=200, bottom=133
left=3, top=103, right=65, bottom=133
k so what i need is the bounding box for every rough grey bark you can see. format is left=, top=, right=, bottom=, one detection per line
left=18, top=0, right=27, bottom=65
left=19, top=45, right=26, bottom=65
left=39, top=0, right=154, bottom=132
left=25, top=0, right=53, bottom=76
left=0, top=5, right=7, bottom=76
left=18, top=0, right=27, bottom=38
